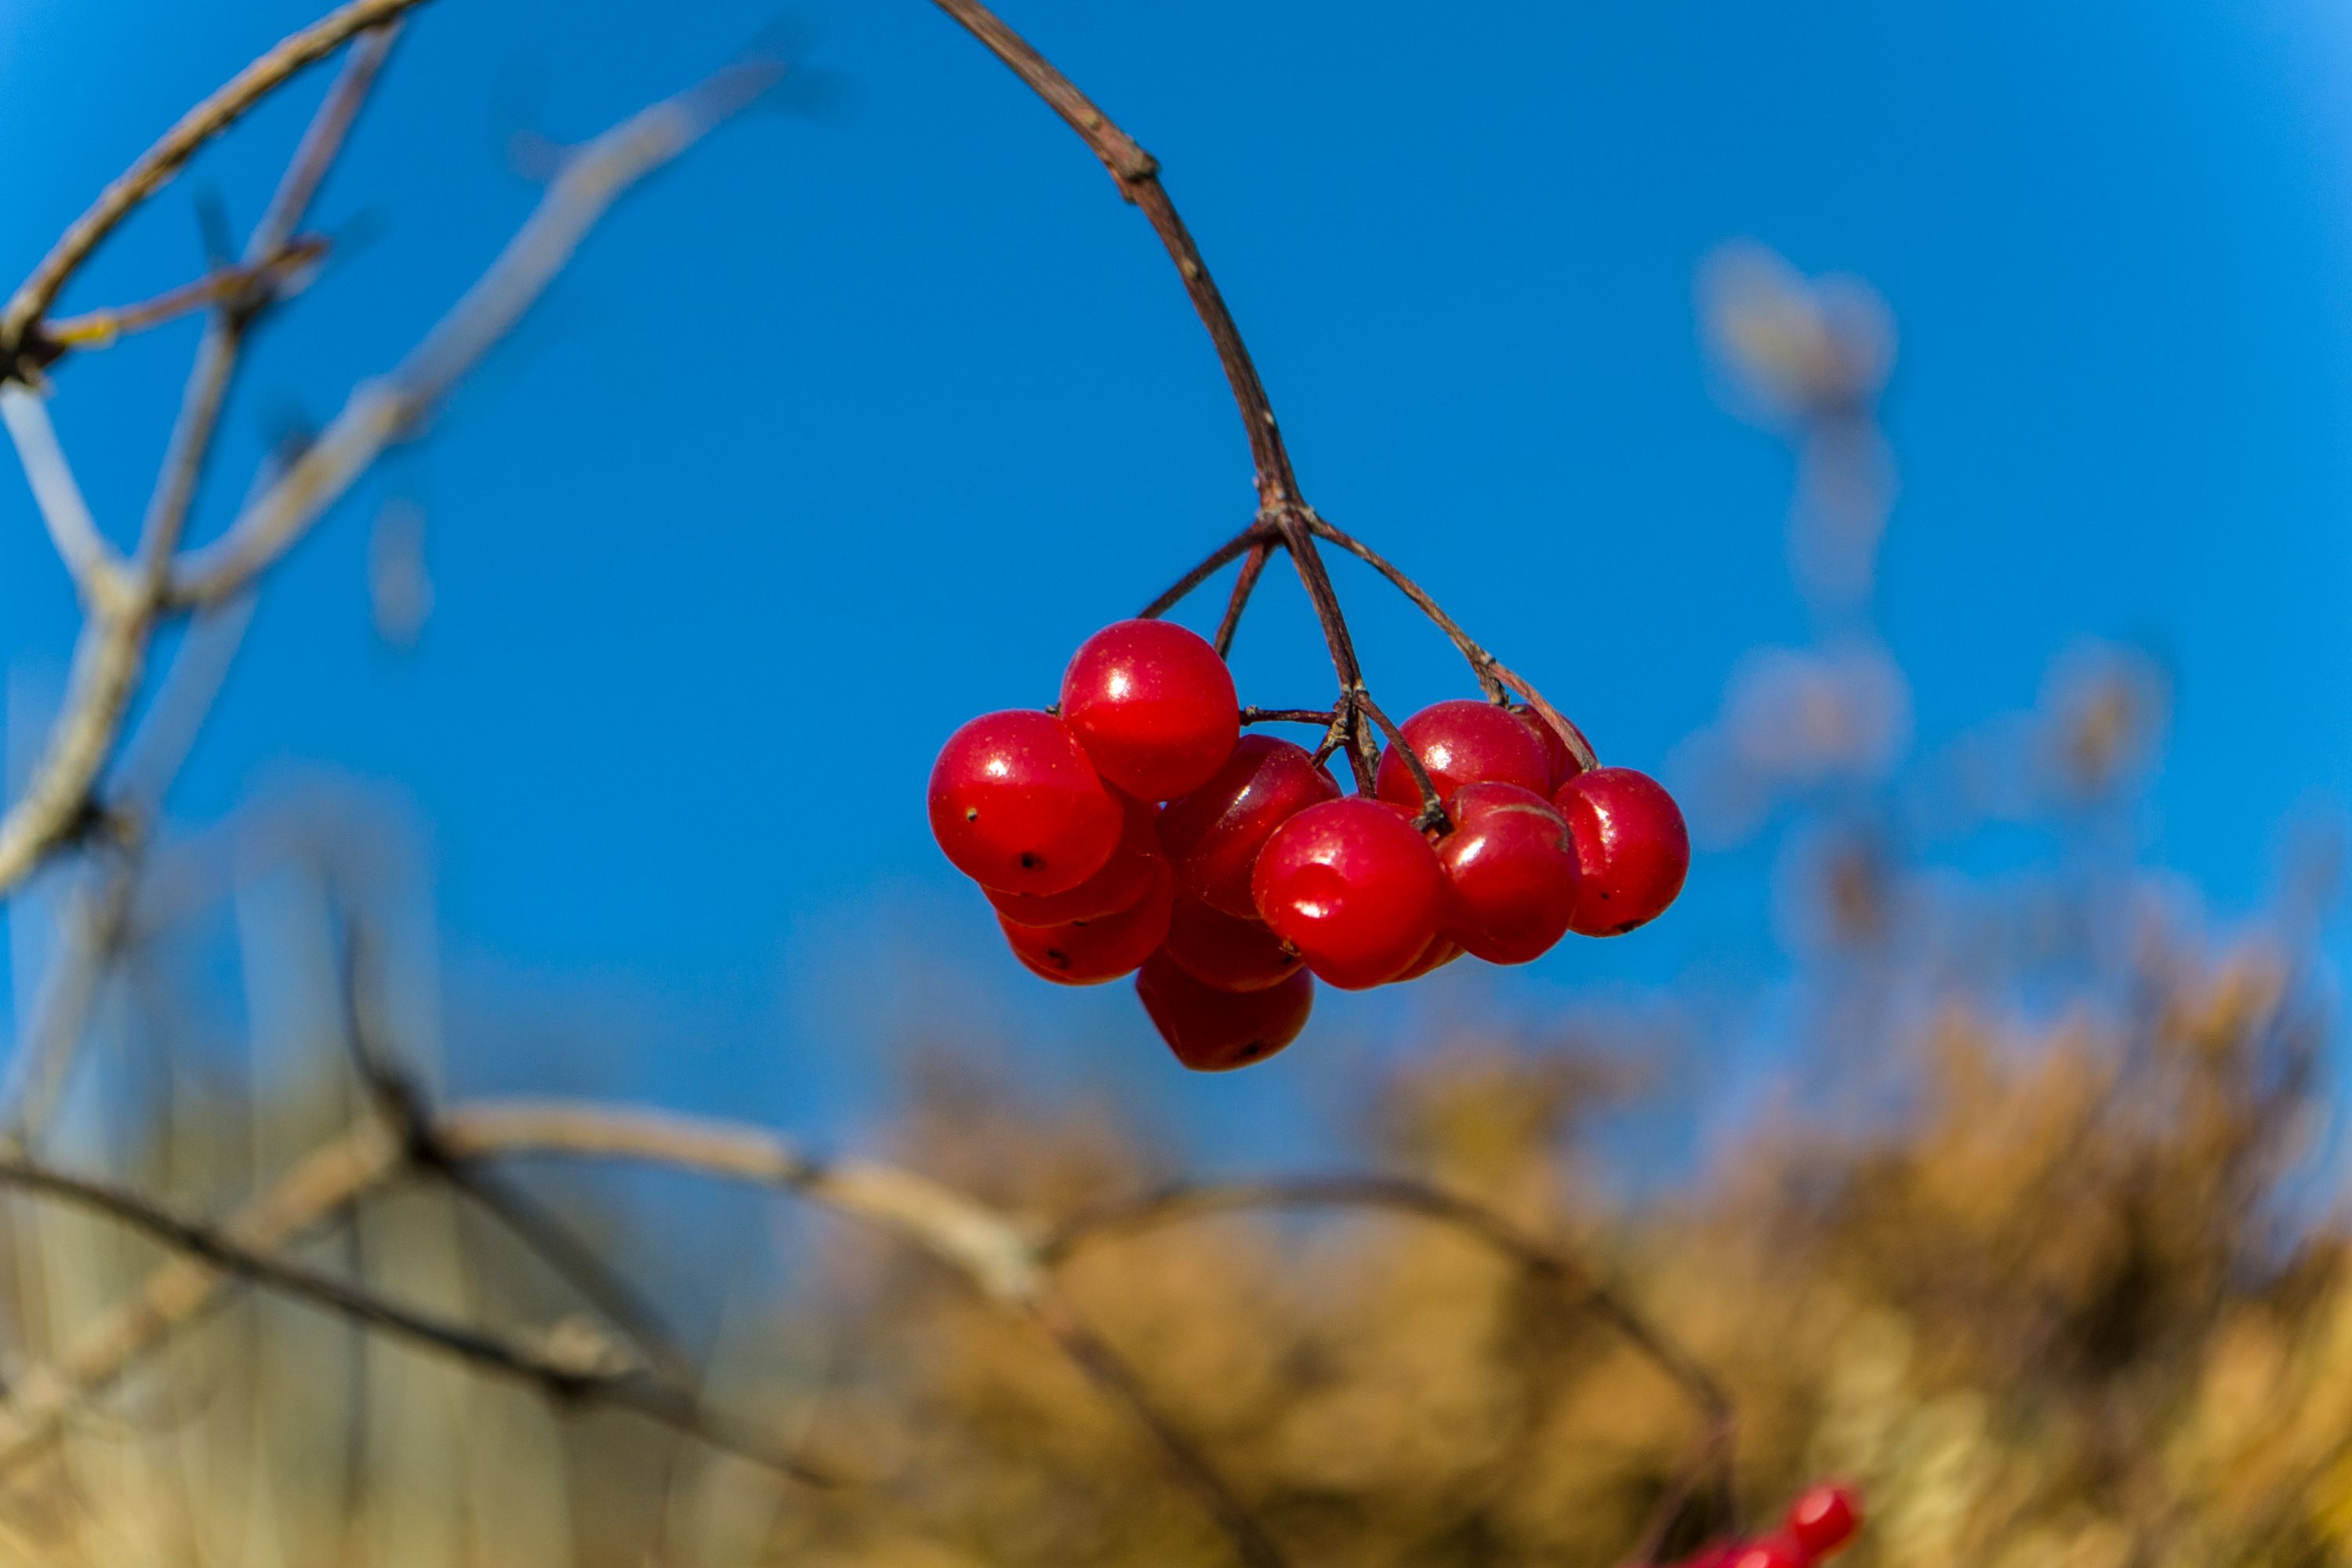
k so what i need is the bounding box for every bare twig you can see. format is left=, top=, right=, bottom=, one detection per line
left=1214, top=539, right=1273, bottom=656
left=1138, top=520, right=1274, bottom=620
left=168, top=60, right=780, bottom=608
left=934, top=0, right=1378, bottom=779
left=1306, top=512, right=1600, bottom=772
left=0, top=0, right=432, bottom=365
left=0, top=388, right=127, bottom=603
left=38, top=238, right=330, bottom=361
left=0, top=1148, right=837, bottom=1484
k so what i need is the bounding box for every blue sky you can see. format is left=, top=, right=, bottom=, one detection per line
left=3, top=0, right=2350, bottom=1158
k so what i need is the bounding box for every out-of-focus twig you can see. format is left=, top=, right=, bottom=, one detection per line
left=0, top=0, right=432, bottom=366
left=167, top=60, right=782, bottom=610
left=38, top=238, right=331, bottom=361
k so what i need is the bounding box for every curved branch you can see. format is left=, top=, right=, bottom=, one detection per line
left=0, top=0, right=433, bottom=364
left=1307, top=513, right=1599, bottom=772
left=931, top=0, right=1374, bottom=752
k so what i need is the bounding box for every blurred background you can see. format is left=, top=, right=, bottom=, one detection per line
left=0, top=1, right=2350, bottom=1563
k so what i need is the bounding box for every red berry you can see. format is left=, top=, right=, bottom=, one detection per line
left=1553, top=767, right=1690, bottom=936
left=1159, top=735, right=1342, bottom=917
left=1437, top=782, right=1581, bottom=964
left=989, top=791, right=1160, bottom=927
left=1060, top=619, right=1240, bottom=800
left=1786, top=1484, right=1861, bottom=1559
left=930, top=710, right=1124, bottom=895
left=1726, top=1534, right=1808, bottom=1568
left=1510, top=702, right=1590, bottom=791
left=1252, top=797, right=1449, bottom=989
left=1388, top=931, right=1463, bottom=983
left=998, top=860, right=1174, bottom=985
left=1374, top=699, right=1554, bottom=811
left=1136, top=952, right=1313, bottom=1071
left=1162, top=893, right=1302, bottom=993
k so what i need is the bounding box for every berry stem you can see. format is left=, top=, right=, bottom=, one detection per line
left=1138, top=520, right=1275, bottom=619
left=932, top=0, right=1379, bottom=777
left=1214, top=538, right=1274, bottom=656
left=1239, top=706, right=1339, bottom=728
left=1305, top=513, right=1600, bottom=772
left=1350, top=688, right=1450, bottom=833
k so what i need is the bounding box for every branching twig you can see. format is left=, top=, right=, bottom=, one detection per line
left=37, top=238, right=330, bottom=363
left=0, top=0, right=433, bottom=367
left=167, top=60, right=780, bottom=609
left=0, top=388, right=126, bottom=604
left=0, top=1148, right=837, bottom=1485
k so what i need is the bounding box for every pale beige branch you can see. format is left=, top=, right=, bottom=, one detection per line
left=0, top=0, right=433, bottom=357
left=168, top=60, right=782, bottom=610
left=0, top=389, right=127, bottom=604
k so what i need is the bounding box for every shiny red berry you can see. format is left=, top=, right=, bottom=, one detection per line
left=1436, top=781, right=1581, bottom=964
left=988, top=790, right=1160, bottom=927
left=1553, top=766, right=1690, bottom=935
left=1159, top=735, right=1342, bottom=917
left=1786, top=1484, right=1861, bottom=1559
left=1136, top=952, right=1313, bottom=1071
left=1725, top=1534, right=1807, bottom=1568
left=999, top=860, right=1174, bottom=985
left=930, top=710, right=1123, bottom=895
left=1060, top=619, right=1240, bottom=800
left=1374, top=698, right=1554, bottom=811
left=1388, top=931, right=1463, bottom=983
left=1252, top=797, right=1449, bottom=989
left=1162, top=893, right=1302, bottom=993
left=1510, top=702, right=1590, bottom=791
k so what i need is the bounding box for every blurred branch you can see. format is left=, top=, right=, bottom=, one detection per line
left=0, top=0, right=431, bottom=369
left=0, top=1145, right=837, bottom=1486
left=166, top=59, right=781, bottom=609
left=37, top=237, right=331, bottom=364
left=0, top=388, right=128, bottom=604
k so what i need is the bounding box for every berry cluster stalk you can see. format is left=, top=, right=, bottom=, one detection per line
left=928, top=0, right=1599, bottom=829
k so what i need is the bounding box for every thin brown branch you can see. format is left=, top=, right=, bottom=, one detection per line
left=1240, top=706, right=1338, bottom=728
left=38, top=238, right=330, bottom=361
left=1040, top=1175, right=1731, bottom=1425
left=1139, top=520, right=1274, bottom=620
left=168, top=60, right=781, bottom=609
left=1351, top=687, right=1448, bottom=830
left=932, top=0, right=1374, bottom=757
left=0, top=0, right=432, bottom=365
left=0, top=1149, right=837, bottom=1485
left=1304, top=513, right=1600, bottom=771
left=1214, top=539, right=1272, bottom=656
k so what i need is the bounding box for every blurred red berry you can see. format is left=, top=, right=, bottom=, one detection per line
left=1252, top=797, right=1449, bottom=989
left=1785, top=1484, right=1861, bottom=1559
left=1436, top=781, right=1581, bottom=964
left=1552, top=766, right=1690, bottom=935
left=988, top=790, right=1160, bottom=927
left=1162, top=892, right=1303, bottom=993
left=1060, top=619, right=1240, bottom=800
left=1725, top=1534, right=1808, bottom=1568
left=998, top=860, right=1174, bottom=984
left=1159, top=735, right=1341, bottom=916
left=1136, top=952, right=1313, bottom=1070
left=1509, top=701, right=1590, bottom=791
left=1374, top=698, right=1554, bottom=811
left=930, top=710, right=1123, bottom=895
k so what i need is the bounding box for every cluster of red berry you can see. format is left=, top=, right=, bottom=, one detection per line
left=927, top=619, right=1690, bottom=1071
left=1669, top=1484, right=1862, bottom=1568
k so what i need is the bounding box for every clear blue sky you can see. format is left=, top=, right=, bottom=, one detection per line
left=3, top=0, right=2350, bottom=1159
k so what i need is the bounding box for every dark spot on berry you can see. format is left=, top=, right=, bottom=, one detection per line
left=1610, top=920, right=1640, bottom=935
left=1236, top=1040, right=1266, bottom=1062
left=1019, top=851, right=1040, bottom=869
left=964, top=807, right=979, bottom=822
left=1044, top=948, right=1072, bottom=969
